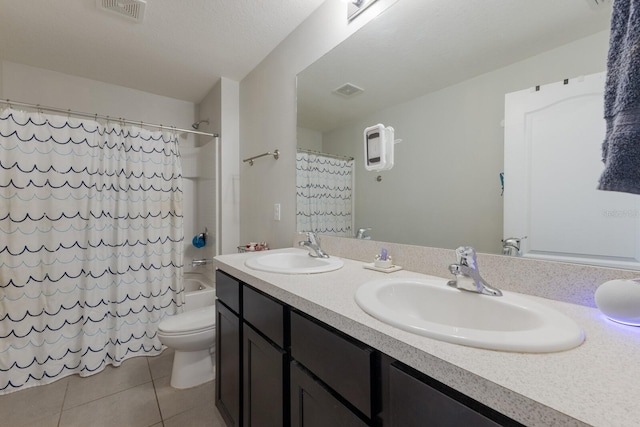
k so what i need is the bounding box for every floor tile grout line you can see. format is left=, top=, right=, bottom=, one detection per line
left=57, top=380, right=70, bottom=427
left=149, top=356, right=167, bottom=424
left=61, top=376, right=156, bottom=413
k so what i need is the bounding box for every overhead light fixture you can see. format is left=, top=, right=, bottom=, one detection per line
left=346, top=0, right=378, bottom=21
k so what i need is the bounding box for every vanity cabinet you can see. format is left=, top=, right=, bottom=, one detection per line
left=216, top=269, right=521, bottom=427
left=215, top=271, right=242, bottom=427
left=215, top=270, right=288, bottom=427
left=242, top=286, right=287, bottom=427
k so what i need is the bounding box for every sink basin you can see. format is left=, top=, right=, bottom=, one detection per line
left=245, top=251, right=344, bottom=274
left=355, top=277, right=584, bottom=353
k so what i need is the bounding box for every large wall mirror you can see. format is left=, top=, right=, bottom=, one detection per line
left=295, top=0, right=638, bottom=269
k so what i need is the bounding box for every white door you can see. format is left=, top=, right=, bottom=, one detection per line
left=504, top=72, right=640, bottom=269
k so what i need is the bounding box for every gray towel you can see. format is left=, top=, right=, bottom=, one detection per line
left=598, top=0, right=640, bottom=194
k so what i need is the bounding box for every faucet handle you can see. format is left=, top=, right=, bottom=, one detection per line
left=454, top=246, right=477, bottom=269
left=355, top=227, right=372, bottom=239
left=304, top=231, right=319, bottom=244
left=502, top=236, right=527, bottom=247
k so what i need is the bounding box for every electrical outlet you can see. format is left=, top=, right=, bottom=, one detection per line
left=274, top=203, right=281, bottom=221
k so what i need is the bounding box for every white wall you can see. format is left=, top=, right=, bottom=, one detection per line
left=2, top=61, right=197, bottom=135
left=321, top=31, right=609, bottom=253
left=219, top=78, right=241, bottom=254
left=239, top=0, right=398, bottom=249
left=297, top=127, right=323, bottom=151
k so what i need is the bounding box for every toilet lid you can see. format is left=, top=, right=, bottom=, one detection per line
left=158, top=305, right=216, bottom=334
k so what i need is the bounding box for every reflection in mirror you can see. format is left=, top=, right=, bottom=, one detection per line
left=296, top=0, right=623, bottom=267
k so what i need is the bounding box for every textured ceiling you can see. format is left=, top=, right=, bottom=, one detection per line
left=0, top=0, right=325, bottom=102
left=297, top=0, right=613, bottom=132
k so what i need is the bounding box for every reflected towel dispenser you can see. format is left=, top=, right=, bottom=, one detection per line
left=364, top=124, right=396, bottom=171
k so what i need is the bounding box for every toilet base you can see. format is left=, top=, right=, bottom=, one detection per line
left=170, top=348, right=215, bottom=389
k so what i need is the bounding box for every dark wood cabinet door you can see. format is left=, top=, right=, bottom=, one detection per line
left=290, top=311, right=373, bottom=418
left=216, top=300, right=242, bottom=427
left=243, top=324, right=287, bottom=427
left=388, top=363, right=502, bottom=427
left=291, top=363, right=368, bottom=427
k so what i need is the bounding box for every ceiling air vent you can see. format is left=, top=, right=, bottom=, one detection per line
left=585, top=0, right=612, bottom=9
left=333, top=83, right=364, bottom=98
left=97, top=0, right=147, bottom=23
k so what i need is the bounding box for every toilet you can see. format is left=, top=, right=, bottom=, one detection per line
left=157, top=305, right=216, bottom=389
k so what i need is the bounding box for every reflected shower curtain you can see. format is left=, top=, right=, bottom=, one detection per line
left=0, top=108, right=184, bottom=394
left=296, top=152, right=353, bottom=237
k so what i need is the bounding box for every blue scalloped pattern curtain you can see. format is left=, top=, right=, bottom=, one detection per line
left=296, top=152, right=353, bottom=237
left=0, top=108, right=184, bottom=394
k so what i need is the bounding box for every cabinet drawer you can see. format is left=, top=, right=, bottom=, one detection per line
left=216, top=270, right=241, bottom=314
left=290, top=311, right=373, bottom=418
left=243, top=285, right=285, bottom=348
left=388, top=363, right=506, bottom=427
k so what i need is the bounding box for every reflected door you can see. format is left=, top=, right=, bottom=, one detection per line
left=504, top=72, right=640, bottom=269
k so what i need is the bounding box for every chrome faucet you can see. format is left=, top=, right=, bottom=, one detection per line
left=447, top=246, right=502, bottom=296
left=502, top=236, right=527, bottom=256
left=355, top=227, right=372, bottom=239
left=299, top=232, right=329, bottom=258
left=191, top=258, right=212, bottom=267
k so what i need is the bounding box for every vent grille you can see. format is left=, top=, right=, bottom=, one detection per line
left=586, top=0, right=612, bottom=9
left=97, top=0, right=146, bottom=23
left=333, top=83, right=364, bottom=98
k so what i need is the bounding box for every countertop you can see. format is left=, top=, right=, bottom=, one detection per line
left=215, top=248, right=640, bottom=427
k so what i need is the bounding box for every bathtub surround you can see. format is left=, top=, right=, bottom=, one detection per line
left=0, top=108, right=184, bottom=394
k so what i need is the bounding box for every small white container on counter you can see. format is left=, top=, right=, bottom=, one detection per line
left=595, top=279, right=640, bottom=326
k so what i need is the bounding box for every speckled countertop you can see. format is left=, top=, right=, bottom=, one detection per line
left=215, top=248, right=640, bottom=427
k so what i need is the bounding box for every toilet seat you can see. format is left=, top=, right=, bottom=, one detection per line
left=158, top=305, right=216, bottom=335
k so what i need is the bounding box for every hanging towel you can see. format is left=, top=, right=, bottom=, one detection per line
left=598, top=0, right=640, bottom=194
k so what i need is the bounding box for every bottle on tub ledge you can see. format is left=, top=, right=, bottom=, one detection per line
left=238, top=242, right=269, bottom=253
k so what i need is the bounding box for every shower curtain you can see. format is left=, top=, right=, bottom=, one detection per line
left=296, top=151, right=353, bottom=237
left=0, top=108, right=184, bottom=394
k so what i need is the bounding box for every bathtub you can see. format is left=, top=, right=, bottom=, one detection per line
left=183, top=272, right=215, bottom=311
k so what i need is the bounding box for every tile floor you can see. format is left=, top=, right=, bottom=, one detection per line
left=0, top=349, right=226, bottom=427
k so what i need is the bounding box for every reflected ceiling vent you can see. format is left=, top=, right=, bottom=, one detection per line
left=333, top=83, right=364, bottom=98
left=585, top=0, right=612, bottom=9
left=97, top=0, right=147, bottom=23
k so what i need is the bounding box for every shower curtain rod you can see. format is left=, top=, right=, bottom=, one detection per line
left=297, top=148, right=354, bottom=161
left=0, top=98, right=219, bottom=138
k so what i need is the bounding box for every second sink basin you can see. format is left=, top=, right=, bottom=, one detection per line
left=245, top=250, right=344, bottom=274
left=355, top=277, right=584, bottom=353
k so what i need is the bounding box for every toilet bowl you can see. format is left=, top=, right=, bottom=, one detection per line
left=157, top=305, right=216, bottom=389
